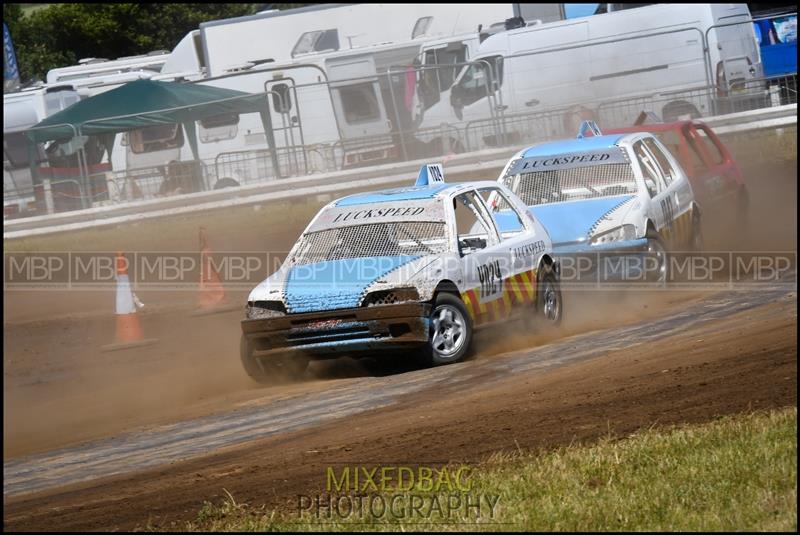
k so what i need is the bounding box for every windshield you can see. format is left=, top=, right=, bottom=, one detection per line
left=291, top=221, right=449, bottom=265
left=503, top=163, right=638, bottom=206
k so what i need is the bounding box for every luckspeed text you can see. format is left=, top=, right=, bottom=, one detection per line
left=296, top=465, right=501, bottom=522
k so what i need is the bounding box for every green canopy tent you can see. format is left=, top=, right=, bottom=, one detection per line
left=25, top=79, right=278, bottom=208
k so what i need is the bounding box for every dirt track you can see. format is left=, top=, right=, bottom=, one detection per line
left=3, top=154, right=797, bottom=530
left=3, top=286, right=796, bottom=531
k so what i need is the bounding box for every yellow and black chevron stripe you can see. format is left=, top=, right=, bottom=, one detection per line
left=659, top=208, right=694, bottom=248
left=461, top=268, right=539, bottom=325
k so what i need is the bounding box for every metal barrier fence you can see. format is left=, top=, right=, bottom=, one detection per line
left=6, top=14, right=797, bottom=219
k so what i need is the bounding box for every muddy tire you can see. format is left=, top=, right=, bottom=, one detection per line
left=537, top=267, right=563, bottom=328
left=418, top=293, right=473, bottom=367
left=240, top=335, right=308, bottom=384
left=645, top=230, right=670, bottom=284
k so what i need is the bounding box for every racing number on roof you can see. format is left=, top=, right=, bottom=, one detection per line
left=427, top=164, right=444, bottom=183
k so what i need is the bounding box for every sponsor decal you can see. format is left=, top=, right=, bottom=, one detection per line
left=332, top=206, right=426, bottom=223
left=313, top=200, right=444, bottom=231
left=513, top=240, right=546, bottom=260
left=507, top=149, right=627, bottom=176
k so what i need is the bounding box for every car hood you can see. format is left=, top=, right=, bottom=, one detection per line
left=529, top=195, right=636, bottom=246
left=249, top=255, right=434, bottom=313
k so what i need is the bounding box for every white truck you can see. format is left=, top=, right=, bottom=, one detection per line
left=417, top=3, right=764, bottom=151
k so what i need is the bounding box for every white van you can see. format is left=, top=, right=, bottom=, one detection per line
left=419, top=4, right=763, bottom=149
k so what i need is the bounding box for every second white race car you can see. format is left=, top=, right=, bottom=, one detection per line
left=498, top=121, right=704, bottom=283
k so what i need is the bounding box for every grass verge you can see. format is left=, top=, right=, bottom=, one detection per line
left=169, top=407, right=797, bottom=531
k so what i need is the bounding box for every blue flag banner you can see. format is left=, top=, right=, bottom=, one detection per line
left=4, top=22, right=21, bottom=92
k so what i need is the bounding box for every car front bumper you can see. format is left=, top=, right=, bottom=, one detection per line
left=241, top=302, right=431, bottom=360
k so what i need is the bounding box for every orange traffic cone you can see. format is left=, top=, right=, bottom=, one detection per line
left=101, top=252, right=158, bottom=351
left=193, top=228, right=238, bottom=315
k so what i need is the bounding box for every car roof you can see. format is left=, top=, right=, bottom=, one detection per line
left=334, top=180, right=503, bottom=207
left=521, top=133, right=628, bottom=158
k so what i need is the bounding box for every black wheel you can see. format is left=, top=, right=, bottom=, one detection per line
left=418, top=293, right=473, bottom=367
left=537, top=266, right=563, bottom=328
left=240, top=334, right=308, bottom=385
left=645, top=229, right=670, bottom=284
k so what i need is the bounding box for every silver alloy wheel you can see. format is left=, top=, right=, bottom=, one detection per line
left=431, top=304, right=467, bottom=358
left=543, top=281, right=561, bottom=322
left=646, top=238, right=668, bottom=284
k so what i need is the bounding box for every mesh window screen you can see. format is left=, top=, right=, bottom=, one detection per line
left=505, top=163, right=637, bottom=206
left=293, top=222, right=448, bottom=265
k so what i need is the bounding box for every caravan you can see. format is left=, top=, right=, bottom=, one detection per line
left=109, top=11, right=518, bottom=193
left=161, top=4, right=518, bottom=79
left=3, top=85, right=85, bottom=216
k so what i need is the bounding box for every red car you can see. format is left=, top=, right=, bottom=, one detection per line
left=607, top=120, right=748, bottom=222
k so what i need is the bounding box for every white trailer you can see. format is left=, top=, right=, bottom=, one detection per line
left=112, top=24, right=510, bottom=187
left=46, top=51, right=171, bottom=86
left=160, top=4, right=518, bottom=79
left=418, top=3, right=764, bottom=148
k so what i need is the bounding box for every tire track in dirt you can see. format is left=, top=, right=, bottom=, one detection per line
left=3, top=279, right=794, bottom=498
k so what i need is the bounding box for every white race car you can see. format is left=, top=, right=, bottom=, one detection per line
left=498, top=121, right=703, bottom=283
left=241, top=165, right=561, bottom=383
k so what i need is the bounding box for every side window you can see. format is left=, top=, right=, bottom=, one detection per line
left=436, top=44, right=468, bottom=91
left=337, top=82, right=381, bottom=124
left=478, top=187, right=525, bottom=238
left=633, top=140, right=663, bottom=198
left=199, top=113, right=239, bottom=143
left=685, top=135, right=709, bottom=174
left=694, top=127, right=724, bottom=165
left=129, top=124, right=184, bottom=154
left=643, top=137, right=677, bottom=187
left=419, top=49, right=441, bottom=110
left=412, top=16, right=433, bottom=39
left=419, top=44, right=468, bottom=112
left=271, top=83, right=293, bottom=114
left=451, top=56, right=503, bottom=108
left=292, top=29, right=339, bottom=57
left=453, top=191, right=492, bottom=256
